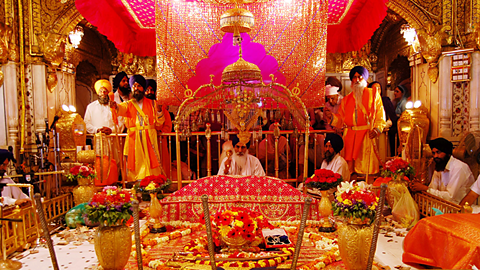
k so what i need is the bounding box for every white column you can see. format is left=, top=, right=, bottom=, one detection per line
left=469, top=52, right=480, bottom=132
left=438, top=56, right=453, bottom=138
left=3, top=62, right=19, bottom=150
left=32, top=64, right=48, bottom=133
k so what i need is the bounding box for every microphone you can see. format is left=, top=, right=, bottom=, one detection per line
left=50, top=115, right=60, bottom=130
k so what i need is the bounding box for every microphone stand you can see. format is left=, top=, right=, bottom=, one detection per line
left=51, top=124, right=61, bottom=197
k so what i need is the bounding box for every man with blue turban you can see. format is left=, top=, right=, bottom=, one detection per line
left=110, top=75, right=172, bottom=180
left=112, top=71, right=132, bottom=104
left=321, top=133, right=350, bottom=182
left=325, top=66, right=386, bottom=178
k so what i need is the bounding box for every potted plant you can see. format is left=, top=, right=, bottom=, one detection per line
left=85, top=186, right=133, bottom=270
left=66, top=165, right=96, bottom=205
left=305, top=169, right=343, bottom=230
left=136, top=175, right=170, bottom=233
left=332, top=181, right=378, bottom=270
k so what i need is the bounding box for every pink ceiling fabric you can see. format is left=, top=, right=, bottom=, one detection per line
left=76, top=0, right=387, bottom=56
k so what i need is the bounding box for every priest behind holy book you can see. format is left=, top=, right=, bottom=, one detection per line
left=218, top=134, right=265, bottom=176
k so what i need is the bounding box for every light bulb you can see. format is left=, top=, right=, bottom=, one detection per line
left=69, top=105, right=77, bottom=112
left=62, top=104, right=70, bottom=112
left=406, top=101, right=414, bottom=109
left=414, top=100, right=422, bottom=108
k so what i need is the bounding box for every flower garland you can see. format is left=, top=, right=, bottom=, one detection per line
left=297, top=249, right=340, bottom=270
left=192, top=247, right=294, bottom=268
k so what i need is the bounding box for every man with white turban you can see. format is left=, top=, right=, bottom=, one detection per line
left=325, top=84, right=343, bottom=114
left=84, top=79, right=125, bottom=135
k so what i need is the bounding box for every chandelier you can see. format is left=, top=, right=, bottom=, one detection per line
left=69, top=26, right=84, bottom=48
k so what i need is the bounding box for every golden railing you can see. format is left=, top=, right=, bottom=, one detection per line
left=414, top=191, right=462, bottom=217
left=89, top=128, right=392, bottom=190
left=1, top=193, right=73, bottom=256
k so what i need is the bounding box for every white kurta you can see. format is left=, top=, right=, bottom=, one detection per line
left=320, top=153, right=350, bottom=182
left=470, top=175, right=480, bottom=196
left=84, top=100, right=125, bottom=134
left=218, top=155, right=266, bottom=176
left=114, top=90, right=131, bottom=104
left=1, top=177, right=29, bottom=205
left=427, top=156, right=475, bottom=204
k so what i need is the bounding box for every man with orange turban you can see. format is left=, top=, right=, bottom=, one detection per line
left=84, top=79, right=122, bottom=186
left=84, top=79, right=124, bottom=135
left=110, top=75, right=172, bottom=180
left=325, top=66, right=386, bottom=177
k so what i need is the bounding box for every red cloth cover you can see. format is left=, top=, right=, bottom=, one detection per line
left=402, top=213, right=480, bottom=269
left=161, top=175, right=320, bottom=222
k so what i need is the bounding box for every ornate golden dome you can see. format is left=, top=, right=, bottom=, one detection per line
left=220, top=8, right=254, bottom=34
left=222, top=57, right=262, bottom=82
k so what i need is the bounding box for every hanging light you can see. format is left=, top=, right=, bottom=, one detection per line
left=69, top=26, right=84, bottom=48
left=400, top=24, right=419, bottom=52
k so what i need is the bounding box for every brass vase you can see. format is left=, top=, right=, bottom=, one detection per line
left=72, top=177, right=96, bottom=205
left=94, top=224, right=132, bottom=270
left=149, top=193, right=164, bottom=232
left=386, top=175, right=409, bottom=208
left=318, top=190, right=333, bottom=228
left=337, top=221, right=373, bottom=270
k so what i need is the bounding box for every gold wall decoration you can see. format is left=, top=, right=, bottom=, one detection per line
left=116, top=51, right=156, bottom=77
left=417, top=23, right=451, bottom=83
left=56, top=112, right=87, bottom=162
left=46, top=65, right=58, bottom=93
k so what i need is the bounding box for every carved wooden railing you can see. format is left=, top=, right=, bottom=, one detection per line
left=42, top=193, right=74, bottom=223
left=414, top=191, right=462, bottom=217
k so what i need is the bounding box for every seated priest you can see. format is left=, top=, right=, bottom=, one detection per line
left=460, top=175, right=480, bottom=207
left=321, top=133, right=350, bottom=182
left=410, top=137, right=475, bottom=204
left=0, top=149, right=30, bottom=206
left=218, top=134, right=266, bottom=176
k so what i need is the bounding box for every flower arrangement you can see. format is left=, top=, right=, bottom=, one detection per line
left=85, top=186, right=134, bottom=226
left=66, top=165, right=96, bottom=182
left=332, top=181, right=378, bottom=224
left=382, top=157, right=415, bottom=179
left=204, top=208, right=274, bottom=249
left=305, top=169, right=343, bottom=190
left=137, top=174, right=171, bottom=194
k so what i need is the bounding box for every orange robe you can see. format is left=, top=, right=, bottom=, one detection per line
left=331, top=87, right=385, bottom=174
left=117, top=99, right=172, bottom=180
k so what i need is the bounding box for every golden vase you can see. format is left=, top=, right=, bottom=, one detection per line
left=318, top=190, right=333, bottom=227
left=386, top=175, right=409, bottom=208
left=72, top=177, right=96, bottom=205
left=149, top=193, right=163, bottom=230
left=337, top=221, right=373, bottom=270
left=94, top=224, right=132, bottom=270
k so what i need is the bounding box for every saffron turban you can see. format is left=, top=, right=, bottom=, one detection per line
left=324, top=133, right=344, bottom=154
left=94, top=79, right=112, bottom=94
left=349, top=66, right=369, bottom=81
left=325, top=85, right=340, bottom=96
left=129, top=75, right=146, bottom=90
left=429, top=137, right=453, bottom=156
left=113, top=71, right=128, bottom=89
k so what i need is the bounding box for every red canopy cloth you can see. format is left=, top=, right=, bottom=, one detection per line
left=75, top=0, right=387, bottom=56
left=160, top=175, right=320, bottom=222
left=402, top=213, right=480, bottom=269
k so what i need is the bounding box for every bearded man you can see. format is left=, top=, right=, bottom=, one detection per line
left=110, top=75, right=172, bottom=180
left=84, top=79, right=124, bottom=135
left=218, top=134, right=265, bottom=176
left=321, top=133, right=350, bottom=182
left=113, top=71, right=132, bottom=104
left=145, top=79, right=157, bottom=100
left=325, top=66, right=385, bottom=176
left=411, top=137, right=475, bottom=204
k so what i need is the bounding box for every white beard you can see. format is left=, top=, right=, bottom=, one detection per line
left=232, top=150, right=248, bottom=173
left=353, top=80, right=367, bottom=109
